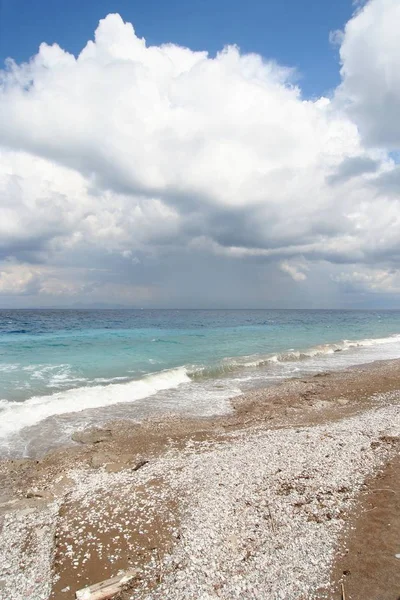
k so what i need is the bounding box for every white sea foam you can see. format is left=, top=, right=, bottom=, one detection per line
left=253, top=334, right=400, bottom=366
left=0, top=363, right=19, bottom=373
left=92, top=376, right=130, bottom=384
left=190, top=333, right=400, bottom=378
left=0, top=367, right=190, bottom=440
left=2, top=332, right=400, bottom=452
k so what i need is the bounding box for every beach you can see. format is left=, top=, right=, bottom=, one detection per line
left=1, top=358, right=400, bottom=600
left=1, top=0, right=400, bottom=595
left=2, top=0, right=400, bottom=595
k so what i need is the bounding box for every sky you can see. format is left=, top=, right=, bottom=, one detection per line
left=0, top=0, right=353, bottom=97
left=0, top=0, right=400, bottom=308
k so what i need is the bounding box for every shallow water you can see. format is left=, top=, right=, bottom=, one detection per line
left=1, top=309, right=400, bottom=456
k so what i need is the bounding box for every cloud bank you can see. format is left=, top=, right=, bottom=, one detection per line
left=1, top=0, right=400, bottom=307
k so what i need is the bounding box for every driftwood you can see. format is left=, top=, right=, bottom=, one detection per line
left=75, top=570, right=139, bottom=600
left=132, top=459, right=149, bottom=471
left=341, top=581, right=347, bottom=600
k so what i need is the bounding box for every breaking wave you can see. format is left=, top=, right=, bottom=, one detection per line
left=2, top=331, right=400, bottom=449
left=189, top=334, right=400, bottom=379
left=0, top=366, right=190, bottom=440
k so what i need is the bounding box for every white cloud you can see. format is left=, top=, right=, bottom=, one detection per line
left=0, top=263, right=79, bottom=296
left=0, top=4, right=399, bottom=306
left=280, top=261, right=308, bottom=282
left=336, top=0, right=400, bottom=149
left=0, top=264, right=39, bottom=295
left=1, top=14, right=359, bottom=215
left=331, top=267, right=400, bottom=294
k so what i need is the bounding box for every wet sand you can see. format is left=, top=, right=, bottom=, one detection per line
left=331, top=451, right=400, bottom=600
left=1, top=358, right=400, bottom=599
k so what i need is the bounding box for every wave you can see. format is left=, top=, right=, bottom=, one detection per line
left=6, top=329, right=28, bottom=334
left=92, top=376, right=130, bottom=384
left=0, top=366, right=190, bottom=440
left=1, top=331, right=400, bottom=445
left=151, top=338, right=181, bottom=344
left=189, top=333, right=400, bottom=379
left=0, top=363, right=19, bottom=373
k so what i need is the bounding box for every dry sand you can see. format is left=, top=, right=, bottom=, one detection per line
left=1, top=358, right=400, bottom=599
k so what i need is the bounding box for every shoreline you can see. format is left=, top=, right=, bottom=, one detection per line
left=4, top=327, right=400, bottom=459
left=1, top=358, right=400, bottom=599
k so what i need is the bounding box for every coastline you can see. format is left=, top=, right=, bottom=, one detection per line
left=1, top=358, right=400, bottom=599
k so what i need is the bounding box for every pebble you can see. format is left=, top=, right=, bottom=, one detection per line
left=0, top=400, right=400, bottom=599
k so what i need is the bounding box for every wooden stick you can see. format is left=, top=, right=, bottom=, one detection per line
left=341, top=581, right=347, bottom=600
left=267, top=503, right=276, bottom=535
left=76, top=570, right=139, bottom=600
left=132, top=459, right=149, bottom=472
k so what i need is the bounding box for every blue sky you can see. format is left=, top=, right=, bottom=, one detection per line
left=0, top=0, right=354, bottom=98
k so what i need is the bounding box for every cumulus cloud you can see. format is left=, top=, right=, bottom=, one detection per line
left=0, top=263, right=40, bottom=295
left=279, top=261, right=308, bottom=282
left=0, top=2, right=399, bottom=306
left=0, top=262, right=86, bottom=296
left=337, top=0, right=400, bottom=149
left=332, top=267, right=400, bottom=294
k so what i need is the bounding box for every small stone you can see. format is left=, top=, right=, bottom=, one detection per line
left=90, top=452, right=119, bottom=468
left=26, top=490, right=52, bottom=500
left=72, top=428, right=112, bottom=444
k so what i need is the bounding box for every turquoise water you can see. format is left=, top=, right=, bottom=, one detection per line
left=1, top=309, right=400, bottom=456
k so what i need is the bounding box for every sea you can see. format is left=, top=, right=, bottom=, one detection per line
left=1, top=308, right=400, bottom=458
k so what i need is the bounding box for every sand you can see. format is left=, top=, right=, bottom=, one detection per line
left=1, top=358, right=400, bottom=599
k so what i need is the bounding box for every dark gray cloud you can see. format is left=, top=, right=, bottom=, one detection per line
left=373, top=166, right=400, bottom=195
left=326, top=156, right=379, bottom=185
